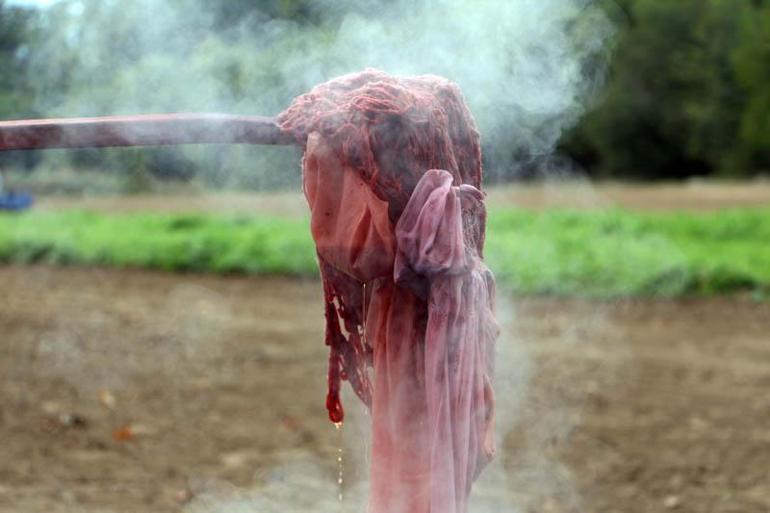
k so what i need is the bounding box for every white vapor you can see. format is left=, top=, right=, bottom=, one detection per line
left=28, top=0, right=612, bottom=183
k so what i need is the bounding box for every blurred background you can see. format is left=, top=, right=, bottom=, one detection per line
left=1, top=0, right=769, bottom=188
left=0, top=1, right=768, bottom=513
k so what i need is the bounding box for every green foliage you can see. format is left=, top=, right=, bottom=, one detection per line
left=9, top=0, right=316, bottom=188
left=731, top=5, right=770, bottom=173
left=0, top=210, right=318, bottom=274
left=0, top=0, right=768, bottom=180
left=0, top=2, right=41, bottom=169
left=565, top=0, right=770, bottom=178
left=485, top=208, right=770, bottom=297
left=1, top=208, right=768, bottom=297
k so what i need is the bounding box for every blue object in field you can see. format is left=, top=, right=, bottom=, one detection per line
left=0, top=191, right=34, bottom=211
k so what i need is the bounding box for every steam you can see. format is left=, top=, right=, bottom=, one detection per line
left=25, top=0, right=612, bottom=183
left=179, top=293, right=533, bottom=513
left=14, top=1, right=615, bottom=511
left=315, top=0, right=613, bottom=179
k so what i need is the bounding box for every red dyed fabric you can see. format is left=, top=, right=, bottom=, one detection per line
left=279, top=69, right=498, bottom=513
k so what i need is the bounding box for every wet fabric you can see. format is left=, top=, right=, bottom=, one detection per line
left=278, top=69, right=498, bottom=513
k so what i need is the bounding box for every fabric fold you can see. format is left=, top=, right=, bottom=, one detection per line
left=278, top=69, right=498, bottom=513
left=395, top=169, right=497, bottom=513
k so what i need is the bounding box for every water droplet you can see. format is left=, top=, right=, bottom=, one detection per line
left=336, top=424, right=344, bottom=504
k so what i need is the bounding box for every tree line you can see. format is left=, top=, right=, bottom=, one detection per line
left=0, top=0, right=767, bottom=185
left=564, top=0, right=770, bottom=179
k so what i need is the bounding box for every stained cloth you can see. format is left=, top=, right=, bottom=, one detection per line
left=278, top=69, right=498, bottom=513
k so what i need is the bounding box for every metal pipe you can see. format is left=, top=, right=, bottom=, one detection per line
left=0, top=113, right=300, bottom=151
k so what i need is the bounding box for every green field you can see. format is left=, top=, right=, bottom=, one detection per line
left=1, top=208, right=768, bottom=298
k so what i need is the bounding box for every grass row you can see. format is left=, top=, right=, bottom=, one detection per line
left=1, top=208, right=769, bottom=298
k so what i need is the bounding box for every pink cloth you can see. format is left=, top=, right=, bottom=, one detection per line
left=281, top=70, right=497, bottom=513
left=303, top=132, right=497, bottom=513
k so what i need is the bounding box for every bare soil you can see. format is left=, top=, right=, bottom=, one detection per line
left=1, top=266, right=768, bottom=513
left=36, top=180, right=770, bottom=215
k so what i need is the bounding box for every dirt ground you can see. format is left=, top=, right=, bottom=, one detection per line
left=1, top=265, right=768, bottom=513
left=35, top=180, right=770, bottom=215
left=3, top=183, right=770, bottom=512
